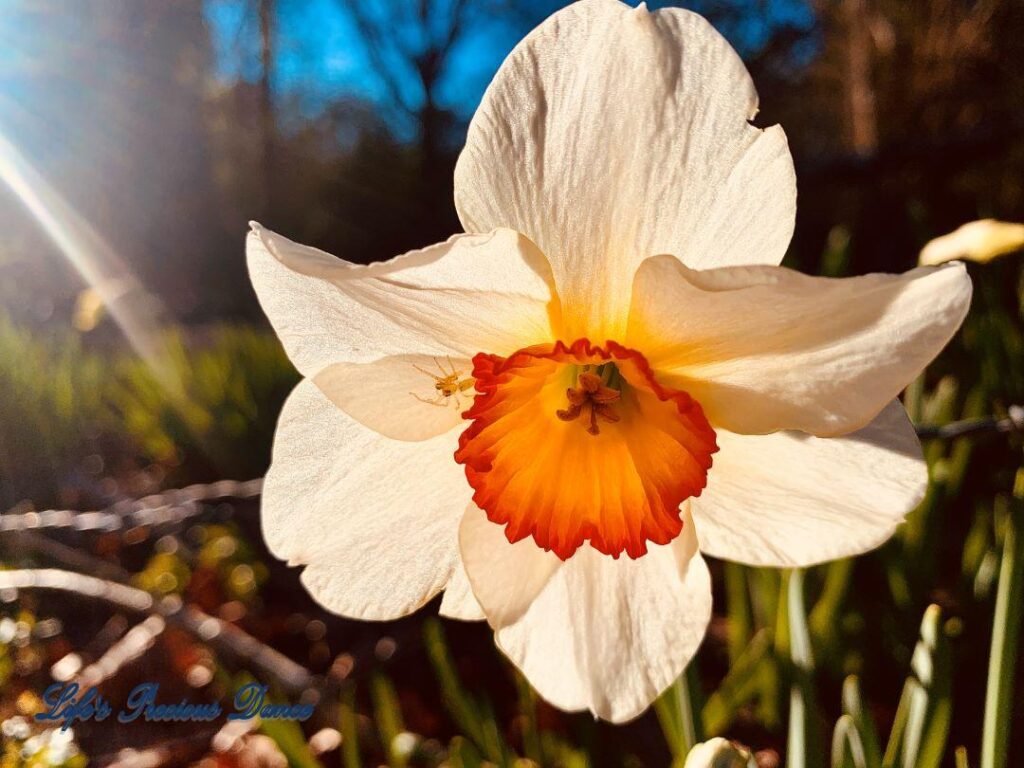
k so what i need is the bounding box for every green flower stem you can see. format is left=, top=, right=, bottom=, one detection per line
left=339, top=684, right=362, bottom=768
left=981, top=472, right=1024, bottom=768
left=783, top=569, right=821, bottom=768
left=657, top=663, right=703, bottom=757
left=725, top=561, right=753, bottom=665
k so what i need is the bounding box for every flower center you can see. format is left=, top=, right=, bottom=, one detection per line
left=454, top=339, right=718, bottom=560
left=555, top=365, right=622, bottom=435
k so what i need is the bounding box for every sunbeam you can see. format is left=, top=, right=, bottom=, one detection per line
left=0, top=123, right=180, bottom=393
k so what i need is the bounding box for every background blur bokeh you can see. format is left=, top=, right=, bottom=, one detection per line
left=0, top=1, right=1022, bottom=766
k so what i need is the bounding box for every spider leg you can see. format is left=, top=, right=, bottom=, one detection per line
left=445, top=355, right=460, bottom=377
left=413, top=364, right=438, bottom=379
left=411, top=392, right=448, bottom=408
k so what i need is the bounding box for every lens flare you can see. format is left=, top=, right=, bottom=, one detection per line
left=0, top=123, right=180, bottom=392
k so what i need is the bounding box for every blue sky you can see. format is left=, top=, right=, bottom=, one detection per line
left=203, top=0, right=816, bottom=135
left=203, top=0, right=544, bottom=129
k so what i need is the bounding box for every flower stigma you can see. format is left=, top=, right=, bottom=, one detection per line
left=556, top=364, right=622, bottom=435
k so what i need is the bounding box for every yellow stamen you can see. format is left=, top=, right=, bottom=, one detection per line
left=556, top=369, right=621, bottom=435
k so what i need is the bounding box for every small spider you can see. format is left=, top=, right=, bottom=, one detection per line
left=411, top=356, right=475, bottom=409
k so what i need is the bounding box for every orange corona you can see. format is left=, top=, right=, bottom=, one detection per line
left=455, top=339, right=718, bottom=560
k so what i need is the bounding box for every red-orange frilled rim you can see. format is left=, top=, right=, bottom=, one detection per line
left=455, top=339, right=718, bottom=559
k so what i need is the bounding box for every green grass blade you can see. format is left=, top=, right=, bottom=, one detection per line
left=725, top=561, right=754, bottom=664
left=881, top=679, right=913, bottom=768
left=681, top=664, right=704, bottom=748
left=789, top=683, right=809, bottom=768
left=476, top=699, right=509, bottom=765
left=339, top=684, right=362, bottom=768
left=753, top=567, right=784, bottom=729
left=702, top=628, right=774, bottom=735
left=900, top=605, right=952, bottom=768
left=752, top=567, right=781, bottom=629
left=809, top=559, right=854, bottom=659
left=259, top=717, right=324, bottom=768
left=541, top=733, right=592, bottom=768
left=515, top=670, right=543, bottom=764
left=784, top=569, right=821, bottom=768
left=981, top=474, right=1024, bottom=768
left=424, top=618, right=507, bottom=763
left=447, top=736, right=485, bottom=768
left=657, top=663, right=702, bottom=757
left=371, top=673, right=407, bottom=767
left=831, top=714, right=868, bottom=768
left=841, top=676, right=882, bottom=768
left=424, top=618, right=486, bottom=746
left=655, top=681, right=682, bottom=754
left=903, top=373, right=925, bottom=423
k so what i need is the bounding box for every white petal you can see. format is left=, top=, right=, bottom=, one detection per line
left=692, top=400, right=926, bottom=567
left=455, top=0, right=795, bottom=339
left=628, top=256, right=972, bottom=436
left=247, top=224, right=556, bottom=377
left=439, top=559, right=486, bottom=621
left=459, top=504, right=563, bottom=628
left=263, top=379, right=471, bottom=620
left=471, top=512, right=711, bottom=723
left=314, top=354, right=473, bottom=442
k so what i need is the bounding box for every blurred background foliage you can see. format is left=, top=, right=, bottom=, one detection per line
left=0, top=0, right=1022, bottom=766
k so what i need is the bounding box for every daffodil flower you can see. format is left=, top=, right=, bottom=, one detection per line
left=248, top=0, right=972, bottom=723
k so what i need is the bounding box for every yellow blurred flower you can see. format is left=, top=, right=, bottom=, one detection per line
left=919, top=219, right=1024, bottom=266
left=72, top=287, right=105, bottom=332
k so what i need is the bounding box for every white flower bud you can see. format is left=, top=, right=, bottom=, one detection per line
left=684, top=737, right=753, bottom=768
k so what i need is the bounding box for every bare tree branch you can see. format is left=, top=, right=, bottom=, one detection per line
left=77, top=615, right=166, bottom=688
left=0, top=567, right=316, bottom=694
left=340, top=0, right=418, bottom=118
left=0, top=478, right=261, bottom=533
left=915, top=406, right=1024, bottom=441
